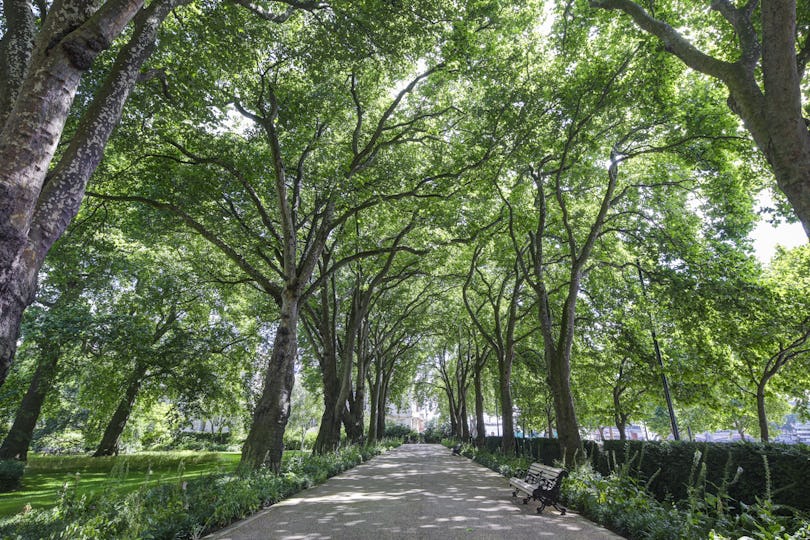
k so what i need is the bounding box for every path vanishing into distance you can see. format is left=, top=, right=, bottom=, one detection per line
left=206, top=444, right=623, bottom=540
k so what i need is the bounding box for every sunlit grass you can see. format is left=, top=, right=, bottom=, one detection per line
left=0, top=451, right=243, bottom=517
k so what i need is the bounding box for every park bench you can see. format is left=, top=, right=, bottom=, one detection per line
left=509, top=462, right=568, bottom=515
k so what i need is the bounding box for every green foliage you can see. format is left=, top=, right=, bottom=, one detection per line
left=152, top=432, right=234, bottom=452
left=382, top=425, right=420, bottom=442
left=0, top=442, right=399, bottom=539
left=0, top=461, right=24, bottom=492
left=593, top=440, right=810, bottom=512
left=422, top=420, right=452, bottom=443
left=459, top=444, right=809, bottom=540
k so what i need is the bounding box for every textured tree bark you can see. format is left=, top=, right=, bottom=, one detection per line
left=241, top=291, right=300, bottom=472
left=0, top=0, right=178, bottom=388
left=313, top=346, right=343, bottom=453
left=0, top=348, right=59, bottom=461
left=0, top=0, right=36, bottom=126
left=93, top=367, right=146, bottom=457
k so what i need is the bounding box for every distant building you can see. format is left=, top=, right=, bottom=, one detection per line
left=385, top=403, right=430, bottom=433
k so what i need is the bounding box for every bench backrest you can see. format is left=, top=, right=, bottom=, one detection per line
left=525, top=463, right=567, bottom=489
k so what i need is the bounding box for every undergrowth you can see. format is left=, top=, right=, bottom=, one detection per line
left=0, top=439, right=401, bottom=539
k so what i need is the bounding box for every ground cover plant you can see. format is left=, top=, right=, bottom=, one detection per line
left=0, top=441, right=399, bottom=539
left=444, top=441, right=810, bottom=539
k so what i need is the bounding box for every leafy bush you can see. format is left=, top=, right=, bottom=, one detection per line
left=282, top=430, right=318, bottom=450
left=0, top=442, right=398, bottom=539
left=383, top=425, right=420, bottom=442
left=422, top=420, right=451, bottom=443
left=0, top=460, right=25, bottom=492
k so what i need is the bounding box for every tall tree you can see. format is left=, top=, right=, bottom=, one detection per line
left=463, top=243, right=526, bottom=455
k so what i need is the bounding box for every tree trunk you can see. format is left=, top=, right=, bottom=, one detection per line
left=343, top=397, right=364, bottom=444
left=547, top=349, right=582, bottom=464
left=613, top=386, right=628, bottom=441
left=460, top=394, right=470, bottom=442
left=378, top=372, right=391, bottom=438
left=240, top=291, right=300, bottom=472
left=447, top=389, right=458, bottom=438
left=93, top=364, right=147, bottom=457
left=367, top=363, right=382, bottom=443
left=590, top=0, right=810, bottom=236
left=313, top=339, right=343, bottom=453
left=345, top=349, right=367, bottom=444
left=498, top=354, right=516, bottom=455
left=756, top=381, right=769, bottom=442
left=546, top=404, right=555, bottom=437
left=0, top=348, right=59, bottom=461
left=473, top=367, right=486, bottom=447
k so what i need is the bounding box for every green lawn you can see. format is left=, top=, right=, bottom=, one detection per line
left=0, top=451, right=244, bottom=517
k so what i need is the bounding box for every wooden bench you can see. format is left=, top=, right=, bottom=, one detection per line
left=509, top=462, right=568, bottom=515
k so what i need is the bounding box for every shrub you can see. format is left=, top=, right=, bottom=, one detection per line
left=0, top=460, right=25, bottom=492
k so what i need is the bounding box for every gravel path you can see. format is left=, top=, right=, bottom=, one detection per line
left=205, top=443, right=624, bottom=540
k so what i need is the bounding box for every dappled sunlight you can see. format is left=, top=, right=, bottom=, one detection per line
left=207, top=444, right=622, bottom=539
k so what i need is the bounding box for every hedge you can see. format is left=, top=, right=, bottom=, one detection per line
left=595, top=440, right=810, bottom=512
left=475, top=436, right=810, bottom=512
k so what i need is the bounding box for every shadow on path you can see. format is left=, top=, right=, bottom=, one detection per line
left=206, top=443, right=624, bottom=539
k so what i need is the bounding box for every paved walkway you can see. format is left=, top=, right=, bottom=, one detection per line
left=206, top=443, right=623, bottom=540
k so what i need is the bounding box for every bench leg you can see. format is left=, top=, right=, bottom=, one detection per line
left=512, top=489, right=518, bottom=498
left=522, top=497, right=529, bottom=505
left=536, top=502, right=547, bottom=514
left=552, top=502, right=567, bottom=516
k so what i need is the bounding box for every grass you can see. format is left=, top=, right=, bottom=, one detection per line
left=0, top=451, right=251, bottom=517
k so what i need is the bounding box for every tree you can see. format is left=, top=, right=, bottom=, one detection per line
left=716, top=246, right=810, bottom=441
left=0, top=0, right=189, bottom=388
left=590, top=0, right=810, bottom=236
left=463, top=242, right=526, bottom=455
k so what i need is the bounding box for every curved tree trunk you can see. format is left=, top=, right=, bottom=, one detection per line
left=0, top=348, right=59, bottom=461
left=93, top=364, right=146, bottom=456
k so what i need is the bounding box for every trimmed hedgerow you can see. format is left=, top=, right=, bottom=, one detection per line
left=595, top=440, right=810, bottom=512
left=450, top=442, right=809, bottom=540
left=473, top=436, right=810, bottom=512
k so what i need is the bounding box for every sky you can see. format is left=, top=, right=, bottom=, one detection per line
left=751, top=219, right=807, bottom=264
